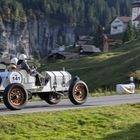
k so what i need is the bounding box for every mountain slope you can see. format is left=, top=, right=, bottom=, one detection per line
left=0, top=0, right=131, bottom=57
left=42, top=39, right=140, bottom=92
left=0, top=0, right=131, bottom=30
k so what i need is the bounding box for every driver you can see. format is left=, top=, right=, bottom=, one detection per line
left=17, top=54, right=31, bottom=73
left=17, top=53, right=49, bottom=86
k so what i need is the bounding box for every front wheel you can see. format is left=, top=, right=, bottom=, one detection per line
left=3, top=83, right=28, bottom=110
left=69, top=80, right=88, bottom=105
left=39, top=92, right=61, bottom=105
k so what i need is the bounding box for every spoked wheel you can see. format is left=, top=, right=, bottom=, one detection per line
left=3, top=84, right=28, bottom=110
left=39, top=92, right=61, bottom=105
left=69, top=80, right=88, bottom=105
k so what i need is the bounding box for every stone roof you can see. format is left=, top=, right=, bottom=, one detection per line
left=81, top=45, right=101, bottom=53
left=118, top=16, right=132, bottom=23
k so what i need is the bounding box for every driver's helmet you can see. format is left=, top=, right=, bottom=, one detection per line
left=19, top=54, right=27, bottom=62
left=10, top=57, right=18, bottom=69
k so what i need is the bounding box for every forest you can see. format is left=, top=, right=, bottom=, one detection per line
left=0, top=0, right=131, bottom=34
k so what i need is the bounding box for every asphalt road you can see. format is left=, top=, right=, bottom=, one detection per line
left=0, top=94, right=140, bottom=116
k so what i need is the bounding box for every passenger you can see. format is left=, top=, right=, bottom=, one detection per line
left=9, top=57, right=18, bottom=70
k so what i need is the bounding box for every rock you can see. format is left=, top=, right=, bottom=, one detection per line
left=0, top=18, right=75, bottom=58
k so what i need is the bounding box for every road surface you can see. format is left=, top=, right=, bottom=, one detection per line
left=0, top=94, right=140, bottom=115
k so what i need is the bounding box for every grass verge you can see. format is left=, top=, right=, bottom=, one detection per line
left=0, top=104, right=140, bottom=140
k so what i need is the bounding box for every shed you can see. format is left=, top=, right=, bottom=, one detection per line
left=48, top=52, right=79, bottom=61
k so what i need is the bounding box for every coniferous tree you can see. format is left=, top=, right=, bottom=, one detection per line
left=94, top=25, right=104, bottom=50
left=0, top=0, right=132, bottom=34
left=123, top=22, right=137, bottom=43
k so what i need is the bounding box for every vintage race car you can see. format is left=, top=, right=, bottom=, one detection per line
left=0, top=65, right=88, bottom=110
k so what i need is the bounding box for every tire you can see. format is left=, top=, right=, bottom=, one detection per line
left=3, top=83, right=28, bottom=110
left=69, top=80, right=88, bottom=105
left=39, top=92, right=61, bottom=105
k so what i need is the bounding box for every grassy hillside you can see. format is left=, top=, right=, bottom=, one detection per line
left=0, top=104, right=140, bottom=140
left=41, top=39, right=140, bottom=92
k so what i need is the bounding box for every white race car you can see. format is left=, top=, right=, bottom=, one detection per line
left=0, top=65, right=88, bottom=110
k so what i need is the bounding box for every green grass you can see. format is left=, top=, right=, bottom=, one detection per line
left=41, top=39, right=140, bottom=92
left=0, top=104, right=140, bottom=140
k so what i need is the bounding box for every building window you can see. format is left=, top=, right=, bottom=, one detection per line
left=118, top=24, right=122, bottom=27
left=113, top=26, right=118, bottom=29
left=115, top=20, right=120, bottom=23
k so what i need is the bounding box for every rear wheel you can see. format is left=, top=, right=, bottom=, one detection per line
left=3, top=83, right=28, bottom=110
left=69, top=80, right=88, bottom=105
left=39, top=92, right=61, bottom=104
